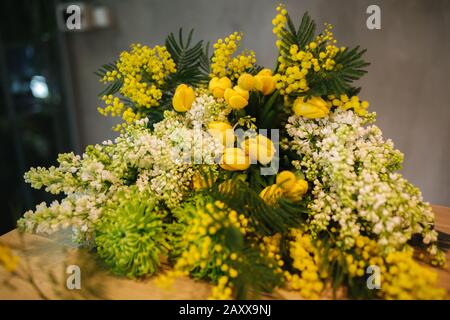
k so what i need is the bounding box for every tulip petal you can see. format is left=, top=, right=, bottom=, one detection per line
left=229, top=95, right=248, bottom=109
left=276, top=171, right=297, bottom=190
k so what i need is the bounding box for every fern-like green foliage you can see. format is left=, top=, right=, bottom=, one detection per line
left=165, top=29, right=210, bottom=88
left=156, top=28, right=210, bottom=113
left=204, top=171, right=308, bottom=236
left=278, top=12, right=316, bottom=56
left=277, top=12, right=370, bottom=97
left=307, top=46, right=369, bottom=97
left=232, top=246, right=283, bottom=299
left=94, top=63, right=123, bottom=97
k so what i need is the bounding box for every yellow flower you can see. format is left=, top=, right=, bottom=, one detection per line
left=220, top=148, right=250, bottom=171
left=207, top=121, right=235, bottom=146
left=237, top=73, right=254, bottom=91
left=272, top=4, right=288, bottom=40
left=260, top=184, right=283, bottom=205
left=209, top=77, right=232, bottom=98
left=284, top=179, right=308, bottom=201
left=229, top=268, right=238, bottom=278
left=258, top=68, right=273, bottom=76
left=287, top=229, right=325, bottom=299
left=276, top=171, right=297, bottom=191
left=228, top=50, right=257, bottom=80
left=224, top=87, right=249, bottom=109
left=254, top=69, right=276, bottom=95
left=329, top=94, right=370, bottom=116
left=241, top=134, right=275, bottom=165
left=0, top=243, right=19, bottom=273
left=354, top=100, right=369, bottom=116
left=293, top=96, right=329, bottom=118
left=102, top=44, right=175, bottom=112
left=232, top=86, right=249, bottom=100
left=172, top=84, right=195, bottom=112
left=210, top=32, right=242, bottom=78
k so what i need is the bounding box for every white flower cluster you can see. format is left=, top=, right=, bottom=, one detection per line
left=286, top=109, right=440, bottom=257
left=18, top=193, right=105, bottom=244
left=19, top=93, right=227, bottom=242
left=186, top=91, right=231, bottom=127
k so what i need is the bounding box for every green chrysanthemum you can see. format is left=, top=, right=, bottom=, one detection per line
left=94, top=187, right=169, bottom=278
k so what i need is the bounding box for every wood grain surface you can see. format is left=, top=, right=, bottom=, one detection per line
left=1, top=205, right=449, bottom=300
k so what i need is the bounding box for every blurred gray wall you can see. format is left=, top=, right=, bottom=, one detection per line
left=65, top=0, right=450, bottom=205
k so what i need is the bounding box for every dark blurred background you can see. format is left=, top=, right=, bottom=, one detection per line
left=0, top=0, right=449, bottom=235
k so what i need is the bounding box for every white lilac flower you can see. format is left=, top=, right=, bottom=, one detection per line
left=18, top=92, right=227, bottom=243
left=286, top=109, right=439, bottom=258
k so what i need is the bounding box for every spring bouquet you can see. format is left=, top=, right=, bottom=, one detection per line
left=18, top=5, right=447, bottom=299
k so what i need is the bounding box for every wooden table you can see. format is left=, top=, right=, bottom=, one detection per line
left=1, top=205, right=449, bottom=300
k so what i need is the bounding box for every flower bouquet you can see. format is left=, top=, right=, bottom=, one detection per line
left=18, top=5, right=447, bottom=299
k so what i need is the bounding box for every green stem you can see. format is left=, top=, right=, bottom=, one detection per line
left=259, top=91, right=280, bottom=125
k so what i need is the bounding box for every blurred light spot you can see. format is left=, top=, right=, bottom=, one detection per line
left=30, top=75, right=49, bottom=99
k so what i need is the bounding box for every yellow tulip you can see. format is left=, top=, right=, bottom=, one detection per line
left=224, top=87, right=249, bottom=109
left=237, top=73, right=254, bottom=91
left=254, top=70, right=276, bottom=96
left=241, top=134, right=275, bottom=165
left=293, top=96, right=329, bottom=118
left=232, top=86, right=249, bottom=100
left=276, top=170, right=297, bottom=191
left=259, top=184, right=283, bottom=205
left=259, top=69, right=274, bottom=76
left=220, top=148, right=250, bottom=171
left=284, top=179, right=308, bottom=201
left=172, top=84, right=195, bottom=112
left=209, top=77, right=232, bottom=98
left=208, top=121, right=235, bottom=146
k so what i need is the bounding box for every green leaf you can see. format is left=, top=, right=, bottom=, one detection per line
left=296, top=12, right=316, bottom=49
left=224, top=226, right=244, bottom=252
left=206, top=173, right=308, bottom=236
left=96, top=63, right=123, bottom=97
left=165, top=28, right=210, bottom=88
